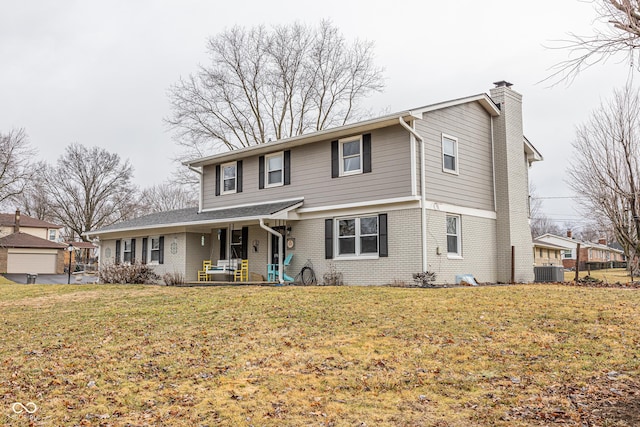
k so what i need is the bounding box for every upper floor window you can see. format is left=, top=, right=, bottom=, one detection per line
left=442, top=134, right=458, bottom=174
left=331, top=134, right=371, bottom=178
left=266, top=152, right=283, bottom=187
left=259, top=151, right=290, bottom=189
left=215, top=160, right=242, bottom=196
left=446, top=214, right=461, bottom=257
left=221, top=162, right=237, bottom=194
left=48, top=230, right=56, bottom=241
left=340, top=137, right=362, bottom=175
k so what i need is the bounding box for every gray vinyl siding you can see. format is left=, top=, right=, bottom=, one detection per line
left=201, top=125, right=413, bottom=210
left=417, top=102, right=495, bottom=211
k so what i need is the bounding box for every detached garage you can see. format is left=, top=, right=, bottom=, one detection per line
left=0, top=232, right=65, bottom=274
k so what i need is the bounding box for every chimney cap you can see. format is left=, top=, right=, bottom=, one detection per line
left=493, top=80, right=513, bottom=88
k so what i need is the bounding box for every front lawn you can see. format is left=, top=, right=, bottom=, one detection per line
left=1, top=284, right=639, bottom=426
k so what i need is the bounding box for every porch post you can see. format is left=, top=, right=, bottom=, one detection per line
left=259, top=218, right=284, bottom=284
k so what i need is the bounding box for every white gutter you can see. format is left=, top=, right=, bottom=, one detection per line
left=398, top=117, right=428, bottom=272
left=188, top=166, right=204, bottom=212
left=259, top=218, right=284, bottom=285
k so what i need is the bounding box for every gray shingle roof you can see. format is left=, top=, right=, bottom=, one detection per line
left=0, top=232, right=67, bottom=249
left=88, top=199, right=304, bottom=235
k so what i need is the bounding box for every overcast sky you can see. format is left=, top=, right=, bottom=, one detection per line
left=0, top=0, right=634, bottom=231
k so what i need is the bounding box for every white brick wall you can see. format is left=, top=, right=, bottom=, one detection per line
left=292, top=209, right=423, bottom=286
left=425, top=211, right=497, bottom=284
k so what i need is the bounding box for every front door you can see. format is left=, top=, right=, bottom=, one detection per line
left=270, top=226, right=286, bottom=265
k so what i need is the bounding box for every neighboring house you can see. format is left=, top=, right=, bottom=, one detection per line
left=536, top=231, right=626, bottom=270
left=0, top=210, right=63, bottom=242
left=0, top=211, right=67, bottom=274
left=86, top=81, right=542, bottom=285
left=532, top=239, right=570, bottom=266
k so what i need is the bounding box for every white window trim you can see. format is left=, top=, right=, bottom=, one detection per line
left=339, top=136, right=363, bottom=177
left=48, top=229, right=56, bottom=241
left=221, top=161, right=237, bottom=195
left=446, top=214, right=462, bottom=259
left=334, top=215, right=379, bottom=260
left=441, top=133, right=459, bottom=175
left=149, top=236, right=161, bottom=265
left=123, top=238, right=132, bottom=264
left=265, top=152, right=284, bottom=188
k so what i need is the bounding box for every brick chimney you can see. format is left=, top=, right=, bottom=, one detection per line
left=598, top=238, right=606, bottom=245
left=490, top=80, right=534, bottom=283
left=566, top=230, right=572, bottom=238
left=14, top=209, right=20, bottom=233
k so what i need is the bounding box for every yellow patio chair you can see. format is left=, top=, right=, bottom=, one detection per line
left=197, top=270, right=208, bottom=282
left=234, top=259, right=249, bottom=282
left=202, top=260, right=212, bottom=270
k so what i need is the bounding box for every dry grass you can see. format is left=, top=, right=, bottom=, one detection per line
left=1, top=284, right=639, bottom=426
left=563, top=267, right=631, bottom=283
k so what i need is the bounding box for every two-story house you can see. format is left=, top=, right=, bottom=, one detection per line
left=86, top=81, right=541, bottom=285
left=0, top=210, right=67, bottom=274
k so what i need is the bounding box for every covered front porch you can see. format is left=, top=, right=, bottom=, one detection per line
left=181, top=200, right=303, bottom=285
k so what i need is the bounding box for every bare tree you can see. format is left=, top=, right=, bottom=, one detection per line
left=12, top=162, right=55, bottom=221
left=139, top=182, right=198, bottom=214
left=546, top=0, right=640, bottom=84
left=0, top=128, right=37, bottom=207
left=568, top=84, right=640, bottom=273
left=167, top=20, right=384, bottom=168
left=44, top=144, right=138, bottom=241
left=531, top=214, right=562, bottom=238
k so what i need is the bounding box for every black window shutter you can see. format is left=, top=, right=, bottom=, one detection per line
left=131, top=239, right=136, bottom=263
left=379, top=213, right=388, bottom=257
left=215, top=165, right=221, bottom=196
left=325, top=219, right=334, bottom=259
left=159, top=236, right=164, bottom=265
left=219, top=228, right=227, bottom=259
left=241, top=226, right=248, bottom=259
left=237, top=160, right=243, bottom=193
left=115, top=240, right=121, bottom=265
left=363, top=133, right=372, bottom=173
left=284, top=150, right=291, bottom=185
left=331, top=140, right=339, bottom=178
left=258, top=156, right=265, bottom=189
left=141, top=238, right=148, bottom=264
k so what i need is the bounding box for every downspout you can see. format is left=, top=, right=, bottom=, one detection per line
left=188, top=166, right=204, bottom=212
left=399, top=117, right=428, bottom=272
left=259, top=218, right=284, bottom=285
left=490, top=118, right=497, bottom=211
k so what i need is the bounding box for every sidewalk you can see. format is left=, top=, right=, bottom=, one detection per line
left=2, top=273, right=99, bottom=284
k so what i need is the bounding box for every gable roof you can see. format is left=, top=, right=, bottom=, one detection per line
left=0, top=213, right=61, bottom=229
left=532, top=238, right=571, bottom=250
left=536, top=233, right=624, bottom=254
left=85, top=199, right=304, bottom=237
left=0, top=232, right=67, bottom=249
left=185, top=93, right=501, bottom=168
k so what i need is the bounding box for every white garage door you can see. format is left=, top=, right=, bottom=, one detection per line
left=8, top=253, right=58, bottom=274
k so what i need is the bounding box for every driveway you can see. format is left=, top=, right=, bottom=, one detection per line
left=3, top=273, right=99, bottom=285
